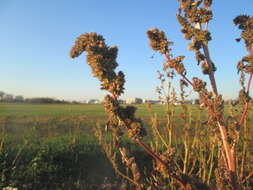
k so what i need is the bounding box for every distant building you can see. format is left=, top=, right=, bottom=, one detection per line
left=87, top=99, right=102, bottom=104
left=126, top=98, right=143, bottom=104
left=80, top=100, right=87, bottom=104
left=192, top=99, right=200, bottom=104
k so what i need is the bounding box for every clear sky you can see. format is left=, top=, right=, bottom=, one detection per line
left=0, top=0, right=252, bottom=101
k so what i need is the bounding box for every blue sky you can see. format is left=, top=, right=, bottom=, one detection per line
left=0, top=0, right=252, bottom=101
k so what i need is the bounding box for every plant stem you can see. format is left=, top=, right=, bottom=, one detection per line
left=165, top=54, right=193, bottom=86
left=201, top=44, right=218, bottom=96
left=136, top=140, right=188, bottom=189
left=112, top=94, right=189, bottom=189
left=239, top=72, right=253, bottom=126
left=201, top=42, right=240, bottom=189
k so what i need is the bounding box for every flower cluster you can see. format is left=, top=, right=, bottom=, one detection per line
left=192, top=77, right=207, bottom=92
left=104, top=95, right=146, bottom=140
left=147, top=28, right=172, bottom=55
left=237, top=55, right=253, bottom=74
left=233, top=15, right=253, bottom=49
left=177, top=0, right=216, bottom=75
left=70, top=32, right=125, bottom=96
left=70, top=33, right=146, bottom=140
left=192, top=77, right=224, bottom=126
left=238, top=89, right=251, bottom=105
left=234, top=16, right=253, bottom=104
left=147, top=29, right=187, bottom=75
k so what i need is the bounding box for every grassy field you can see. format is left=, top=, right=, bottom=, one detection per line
left=0, top=103, right=197, bottom=117
left=0, top=103, right=209, bottom=142
left=0, top=103, right=252, bottom=189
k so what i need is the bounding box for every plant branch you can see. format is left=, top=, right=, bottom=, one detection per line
left=241, top=170, right=253, bottom=184
left=165, top=54, right=193, bottom=86
left=231, top=72, right=253, bottom=150
left=136, top=140, right=188, bottom=189
left=110, top=156, right=141, bottom=187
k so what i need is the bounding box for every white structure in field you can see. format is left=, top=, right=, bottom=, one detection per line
left=126, top=98, right=143, bottom=104
left=87, top=99, right=102, bottom=104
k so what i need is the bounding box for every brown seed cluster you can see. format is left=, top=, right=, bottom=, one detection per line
left=192, top=77, right=206, bottom=92
left=177, top=0, right=216, bottom=75
left=70, top=32, right=146, bottom=141
left=238, top=89, right=251, bottom=105
left=147, top=28, right=172, bottom=55
left=237, top=55, right=253, bottom=74
left=234, top=15, right=253, bottom=49
left=235, top=16, right=253, bottom=103
left=192, top=77, right=224, bottom=126
left=70, top=32, right=125, bottom=96
left=104, top=95, right=146, bottom=140
left=147, top=28, right=187, bottom=75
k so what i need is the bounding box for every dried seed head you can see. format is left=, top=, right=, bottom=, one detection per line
left=147, top=28, right=172, bottom=55
left=238, top=89, right=252, bottom=104
left=70, top=32, right=125, bottom=96
left=128, top=120, right=147, bottom=140
left=234, top=15, right=253, bottom=50
left=192, top=77, right=207, bottom=92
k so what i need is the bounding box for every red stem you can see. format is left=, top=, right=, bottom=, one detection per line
left=181, top=74, right=193, bottom=86
left=111, top=93, right=188, bottom=189
left=137, top=141, right=187, bottom=189
left=239, top=72, right=253, bottom=126
left=165, top=54, right=193, bottom=87
left=136, top=140, right=168, bottom=168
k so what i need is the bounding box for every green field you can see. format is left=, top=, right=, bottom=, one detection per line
left=0, top=103, right=252, bottom=189
left=0, top=103, right=196, bottom=117
left=0, top=103, right=208, bottom=142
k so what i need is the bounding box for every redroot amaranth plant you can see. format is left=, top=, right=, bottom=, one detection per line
left=70, top=1, right=253, bottom=189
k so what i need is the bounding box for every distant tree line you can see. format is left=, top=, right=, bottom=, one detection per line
left=0, top=91, right=71, bottom=104
left=0, top=91, right=240, bottom=105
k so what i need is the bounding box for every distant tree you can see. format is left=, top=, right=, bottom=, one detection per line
left=15, top=95, right=24, bottom=102
left=194, top=99, right=200, bottom=104
left=0, top=91, right=5, bottom=101
left=25, top=97, right=56, bottom=104
left=3, top=94, right=14, bottom=102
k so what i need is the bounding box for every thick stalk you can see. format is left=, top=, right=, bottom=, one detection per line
left=202, top=42, right=239, bottom=188
left=217, top=123, right=234, bottom=171
left=202, top=44, right=218, bottom=96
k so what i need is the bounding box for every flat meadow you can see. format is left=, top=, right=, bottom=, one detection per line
left=0, top=103, right=252, bottom=189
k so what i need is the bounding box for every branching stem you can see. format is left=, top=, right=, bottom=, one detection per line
left=165, top=54, right=193, bottom=86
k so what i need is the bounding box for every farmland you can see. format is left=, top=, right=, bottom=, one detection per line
left=0, top=103, right=252, bottom=189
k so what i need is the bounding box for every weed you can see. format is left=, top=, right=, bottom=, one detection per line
left=70, top=1, right=253, bottom=189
